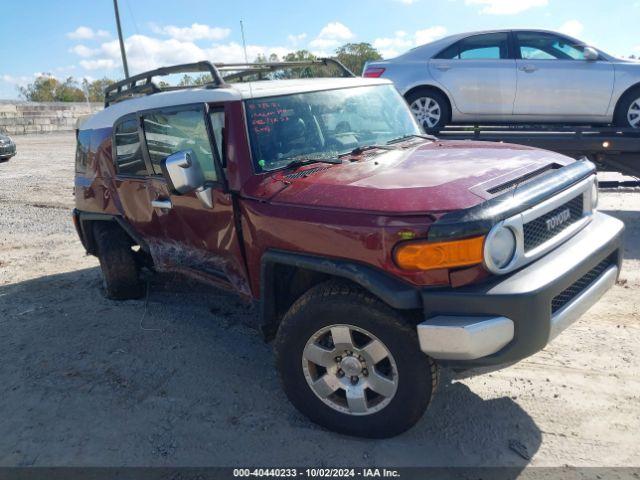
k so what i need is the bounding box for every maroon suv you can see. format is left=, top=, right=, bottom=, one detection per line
left=73, top=61, right=624, bottom=438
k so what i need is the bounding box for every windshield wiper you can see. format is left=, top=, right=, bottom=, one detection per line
left=338, top=144, right=399, bottom=158
left=387, top=133, right=438, bottom=145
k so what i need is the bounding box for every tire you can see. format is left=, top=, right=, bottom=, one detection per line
left=405, top=88, right=451, bottom=134
left=93, top=222, right=144, bottom=300
left=614, top=87, right=640, bottom=129
left=274, top=281, right=438, bottom=438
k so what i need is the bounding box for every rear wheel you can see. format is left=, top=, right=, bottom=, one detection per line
left=94, top=222, right=144, bottom=300
left=614, top=88, right=640, bottom=128
left=406, top=88, right=450, bottom=133
left=274, top=281, right=438, bottom=438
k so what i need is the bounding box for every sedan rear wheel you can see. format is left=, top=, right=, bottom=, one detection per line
left=410, top=96, right=442, bottom=129
left=405, top=89, right=450, bottom=133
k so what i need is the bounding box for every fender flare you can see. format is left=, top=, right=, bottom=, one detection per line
left=259, top=250, right=422, bottom=337
left=73, top=209, right=148, bottom=255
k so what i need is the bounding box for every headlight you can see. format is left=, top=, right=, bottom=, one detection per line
left=591, top=179, right=599, bottom=210
left=485, top=225, right=516, bottom=270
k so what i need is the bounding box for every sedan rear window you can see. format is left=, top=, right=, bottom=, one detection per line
left=436, top=32, right=509, bottom=60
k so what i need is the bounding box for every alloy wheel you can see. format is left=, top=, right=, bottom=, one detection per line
left=410, top=96, right=441, bottom=129
left=301, top=324, right=399, bottom=416
left=627, top=97, right=640, bottom=128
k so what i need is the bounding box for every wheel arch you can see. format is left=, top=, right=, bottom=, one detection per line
left=259, top=250, right=422, bottom=340
left=613, top=82, right=640, bottom=120
left=73, top=210, right=147, bottom=256
left=403, top=84, right=453, bottom=115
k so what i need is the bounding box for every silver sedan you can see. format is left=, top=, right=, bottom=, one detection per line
left=364, top=29, right=640, bottom=131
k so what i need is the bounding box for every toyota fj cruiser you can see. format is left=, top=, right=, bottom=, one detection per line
left=73, top=60, right=624, bottom=438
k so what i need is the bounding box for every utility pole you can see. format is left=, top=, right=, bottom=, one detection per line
left=113, top=0, right=130, bottom=78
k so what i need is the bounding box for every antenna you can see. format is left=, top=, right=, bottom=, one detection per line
left=113, top=0, right=130, bottom=78
left=239, top=20, right=253, bottom=97
left=240, top=20, right=250, bottom=64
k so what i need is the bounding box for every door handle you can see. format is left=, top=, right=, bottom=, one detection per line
left=151, top=199, right=172, bottom=209
left=435, top=64, right=451, bottom=71
left=519, top=65, right=538, bottom=73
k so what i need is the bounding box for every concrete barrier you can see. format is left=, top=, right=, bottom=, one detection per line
left=0, top=101, right=103, bottom=135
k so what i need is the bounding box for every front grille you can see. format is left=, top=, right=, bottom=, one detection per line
left=552, top=256, right=615, bottom=313
left=488, top=164, right=560, bottom=195
left=523, top=194, right=584, bottom=251
left=0, top=144, right=16, bottom=155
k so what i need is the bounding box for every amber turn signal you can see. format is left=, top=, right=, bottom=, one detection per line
left=394, top=236, right=485, bottom=271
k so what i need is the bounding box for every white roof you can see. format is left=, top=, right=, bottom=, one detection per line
left=81, top=77, right=391, bottom=130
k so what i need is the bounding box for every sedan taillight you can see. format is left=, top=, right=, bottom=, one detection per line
left=363, top=67, right=386, bottom=78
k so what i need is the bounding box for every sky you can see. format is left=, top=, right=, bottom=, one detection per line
left=1, top=0, right=638, bottom=99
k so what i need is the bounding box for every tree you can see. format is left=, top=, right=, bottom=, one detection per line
left=82, top=78, right=115, bottom=102
left=19, top=75, right=117, bottom=102
left=18, top=75, right=85, bottom=102
left=335, top=43, right=383, bottom=75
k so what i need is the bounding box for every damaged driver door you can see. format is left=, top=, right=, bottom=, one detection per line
left=140, top=104, right=251, bottom=297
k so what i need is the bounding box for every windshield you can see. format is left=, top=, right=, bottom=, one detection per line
left=245, top=84, right=421, bottom=172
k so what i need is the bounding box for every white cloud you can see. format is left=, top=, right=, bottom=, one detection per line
left=67, top=26, right=110, bottom=40
left=69, top=45, right=98, bottom=58
left=150, top=23, right=231, bottom=42
left=309, top=22, right=354, bottom=51
left=465, top=0, right=548, bottom=15
left=373, top=26, right=447, bottom=58
left=415, top=26, right=448, bottom=45
left=558, top=20, right=584, bottom=38
left=70, top=33, right=293, bottom=74
left=394, top=0, right=418, bottom=4
left=79, top=59, right=119, bottom=71
left=287, top=33, right=308, bottom=45
left=373, top=30, right=414, bottom=58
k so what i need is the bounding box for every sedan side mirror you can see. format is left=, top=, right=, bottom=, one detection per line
left=583, top=46, right=599, bottom=61
left=161, top=150, right=213, bottom=208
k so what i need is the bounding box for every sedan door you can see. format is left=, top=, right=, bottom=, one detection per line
left=513, top=31, right=614, bottom=117
left=429, top=32, right=516, bottom=116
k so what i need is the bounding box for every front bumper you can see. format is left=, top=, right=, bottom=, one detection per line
left=417, top=211, right=624, bottom=368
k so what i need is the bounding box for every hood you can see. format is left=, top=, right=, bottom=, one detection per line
left=257, top=140, right=573, bottom=214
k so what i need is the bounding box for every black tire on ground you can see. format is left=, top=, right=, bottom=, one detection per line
left=274, top=281, right=438, bottom=438
left=93, top=222, right=144, bottom=300
left=405, top=88, right=451, bottom=134
left=614, top=87, right=640, bottom=128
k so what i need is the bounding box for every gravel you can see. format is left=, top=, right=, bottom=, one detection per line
left=0, top=132, right=638, bottom=467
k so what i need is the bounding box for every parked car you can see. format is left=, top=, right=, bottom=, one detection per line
left=73, top=62, right=623, bottom=438
left=0, top=133, right=16, bottom=162
left=364, top=29, right=640, bottom=132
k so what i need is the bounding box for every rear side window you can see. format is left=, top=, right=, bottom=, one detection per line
left=75, top=129, right=91, bottom=173
left=436, top=33, right=510, bottom=60
left=142, top=108, right=218, bottom=182
left=114, top=118, right=147, bottom=176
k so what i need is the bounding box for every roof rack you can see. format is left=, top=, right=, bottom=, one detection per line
left=104, top=61, right=226, bottom=107
left=216, top=58, right=355, bottom=82
left=104, top=58, right=355, bottom=107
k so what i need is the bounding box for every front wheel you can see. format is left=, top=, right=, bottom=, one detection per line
left=406, top=89, right=450, bottom=134
left=274, top=281, right=438, bottom=438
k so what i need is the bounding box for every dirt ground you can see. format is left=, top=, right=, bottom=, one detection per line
left=0, top=132, right=638, bottom=468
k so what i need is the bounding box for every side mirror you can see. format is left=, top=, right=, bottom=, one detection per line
left=161, top=149, right=213, bottom=208
left=583, top=46, right=599, bottom=61
left=162, top=150, right=205, bottom=194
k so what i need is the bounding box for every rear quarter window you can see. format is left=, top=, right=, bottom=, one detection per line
left=75, top=130, right=91, bottom=173
left=114, top=118, right=147, bottom=176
